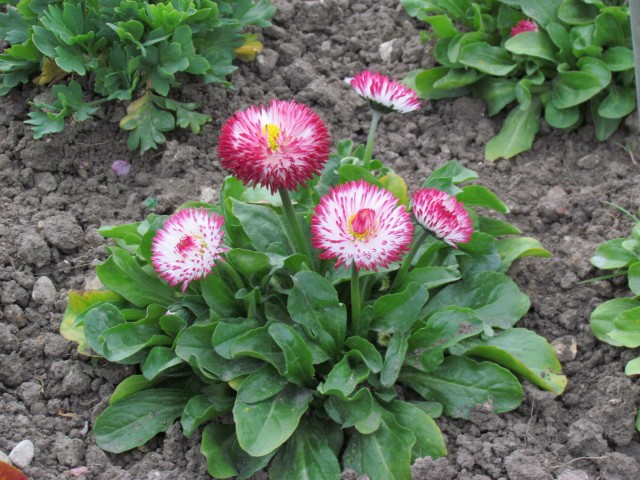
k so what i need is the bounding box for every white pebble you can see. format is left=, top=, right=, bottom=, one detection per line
left=9, top=440, right=34, bottom=468
left=379, top=40, right=395, bottom=62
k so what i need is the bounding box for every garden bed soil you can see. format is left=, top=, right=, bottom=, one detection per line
left=2, top=1, right=640, bottom=479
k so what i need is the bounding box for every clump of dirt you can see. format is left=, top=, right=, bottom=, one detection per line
left=1, top=1, right=640, bottom=479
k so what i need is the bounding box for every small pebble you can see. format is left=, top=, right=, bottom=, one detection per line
left=31, top=276, right=57, bottom=305
left=9, top=440, right=34, bottom=469
left=551, top=335, right=578, bottom=362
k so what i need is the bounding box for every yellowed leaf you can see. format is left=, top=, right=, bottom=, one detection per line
left=33, top=58, right=68, bottom=86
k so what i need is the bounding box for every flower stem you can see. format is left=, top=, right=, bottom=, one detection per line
left=392, top=229, right=429, bottom=291
left=363, top=110, right=383, bottom=170
left=279, top=187, right=314, bottom=268
left=351, top=264, right=362, bottom=336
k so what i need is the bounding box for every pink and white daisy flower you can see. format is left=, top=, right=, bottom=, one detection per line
left=151, top=208, right=227, bottom=293
left=347, top=71, right=421, bottom=114
left=511, top=19, right=538, bottom=37
left=412, top=188, right=473, bottom=248
left=217, top=99, right=330, bottom=193
left=311, top=180, right=413, bottom=271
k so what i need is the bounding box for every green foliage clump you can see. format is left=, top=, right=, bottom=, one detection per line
left=589, top=204, right=640, bottom=431
left=0, top=0, right=275, bottom=153
left=402, top=0, right=635, bottom=160
left=61, top=143, right=566, bottom=478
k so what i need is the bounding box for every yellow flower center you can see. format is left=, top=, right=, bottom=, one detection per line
left=262, top=123, right=281, bottom=151
left=349, top=208, right=377, bottom=241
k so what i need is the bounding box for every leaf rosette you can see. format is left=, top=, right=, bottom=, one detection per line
left=61, top=142, right=564, bottom=478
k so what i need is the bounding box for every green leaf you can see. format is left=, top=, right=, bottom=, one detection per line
left=591, top=238, right=637, bottom=269
left=370, top=283, right=429, bottom=333
left=423, top=271, right=530, bottom=328
left=120, top=92, right=175, bottom=153
left=61, top=290, right=123, bottom=355
left=268, top=323, right=314, bottom=387
left=405, top=307, right=484, bottom=373
left=100, top=323, right=172, bottom=362
left=231, top=199, right=291, bottom=254
left=343, top=409, right=415, bottom=480
left=629, top=263, right=640, bottom=296
left=229, top=326, right=285, bottom=373
left=598, top=85, right=636, bottom=119
left=590, top=93, right=623, bottom=141
left=477, top=216, right=522, bottom=236
left=458, top=42, right=517, bottom=76
left=576, top=57, right=611, bottom=89
left=97, top=247, right=176, bottom=307
left=387, top=400, right=447, bottom=461
left=344, top=336, right=383, bottom=373
left=545, top=102, right=581, bottom=129
left=504, top=31, right=556, bottom=62
left=201, top=424, right=274, bottom=480
left=456, top=185, right=508, bottom=213
left=84, top=303, right=127, bottom=358
left=472, top=77, right=518, bottom=116
left=432, top=68, right=481, bottom=90
left=558, top=0, right=599, bottom=25
left=461, top=328, right=567, bottom=394
left=319, top=353, right=369, bottom=398
left=95, top=388, right=191, bottom=453
left=393, top=266, right=461, bottom=293
left=181, top=383, right=234, bottom=437
left=237, top=365, right=288, bottom=404
left=269, top=417, right=342, bottom=480
left=234, top=384, right=313, bottom=457
left=109, top=375, right=162, bottom=405
left=590, top=298, right=640, bottom=347
left=552, top=71, right=603, bottom=108
left=405, top=67, right=471, bottom=100
left=324, top=388, right=374, bottom=428
left=504, top=0, right=560, bottom=27
left=400, top=356, right=523, bottom=419
left=423, top=14, right=458, bottom=38
left=601, top=46, right=634, bottom=72
left=495, top=237, right=552, bottom=271
left=176, top=323, right=259, bottom=381
left=380, top=331, right=410, bottom=387
left=201, top=273, right=245, bottom=318
left=288, top=270, right=347, bottom=354
left=625, top=357, right=640, bottom=376
left=226, top=249, right=271, bottom=278
left=609, top=307, right=640, bottom=347
left=485, top=100, right=541, bottom=161
left=141, top=346, right=183, bottom=380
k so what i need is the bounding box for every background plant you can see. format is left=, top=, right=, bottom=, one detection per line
left=60, top=138, right=566, bottom=478
left=0, top=0, right=275, bottom=153
left=402, top=0, right=635, bottom=160
left=589, top=204, right=640, bottom=431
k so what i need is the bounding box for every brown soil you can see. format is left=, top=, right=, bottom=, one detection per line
left=2, top=1, right=640, bottom=479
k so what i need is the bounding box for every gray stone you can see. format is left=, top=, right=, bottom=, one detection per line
left=61, top=364, right=92, bottom=395
left=556, top=470, right=589, bottom=480
left=41, top=214, right=84, bottom=253
left=257, top=49, right=279, bottom=79
left=17, top=381, right=43, bottom=406
left=504, top=450, right=552, bottom=480
left=31, top=276, right=57, bottom=305
left=1, top=280, right=30, bottom=307
left=9, top=440, right=34, bottom=469
left=0, top=323, right=19, bottom=353
left=54, top=435, right=85, bottom=467
left=34, top=172, right=57, bottom=193
left=199, top=187, right=216, bottom=204
left=379, top=39, right=400, bottom=63
left=0, top=354, right=25, bottom=387
left=44, top=333, right=70, bottom=357
left=551, top=335, right=578, bottom=362
left=85, top=445, right=112, bottom=468
left=16, top=230, right=51, bottom=268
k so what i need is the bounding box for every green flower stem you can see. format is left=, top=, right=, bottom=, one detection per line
left=363, top=110, right=383, bottom=170
left=351, top=264, right=362, bottom=336
left=279, top=187, right=314, bottom=268
left=217, top=259, right=245, bottom=291
left=392, top=229, right=429, bottom=291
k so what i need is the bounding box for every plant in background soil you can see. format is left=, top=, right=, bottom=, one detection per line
left=0, top=0, right=275, bottom=153
left=60, top=71, right=566, bottom=480
left=589, top=203, right=640, bottom=431
left=402, top=0, right=636, bottom=161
